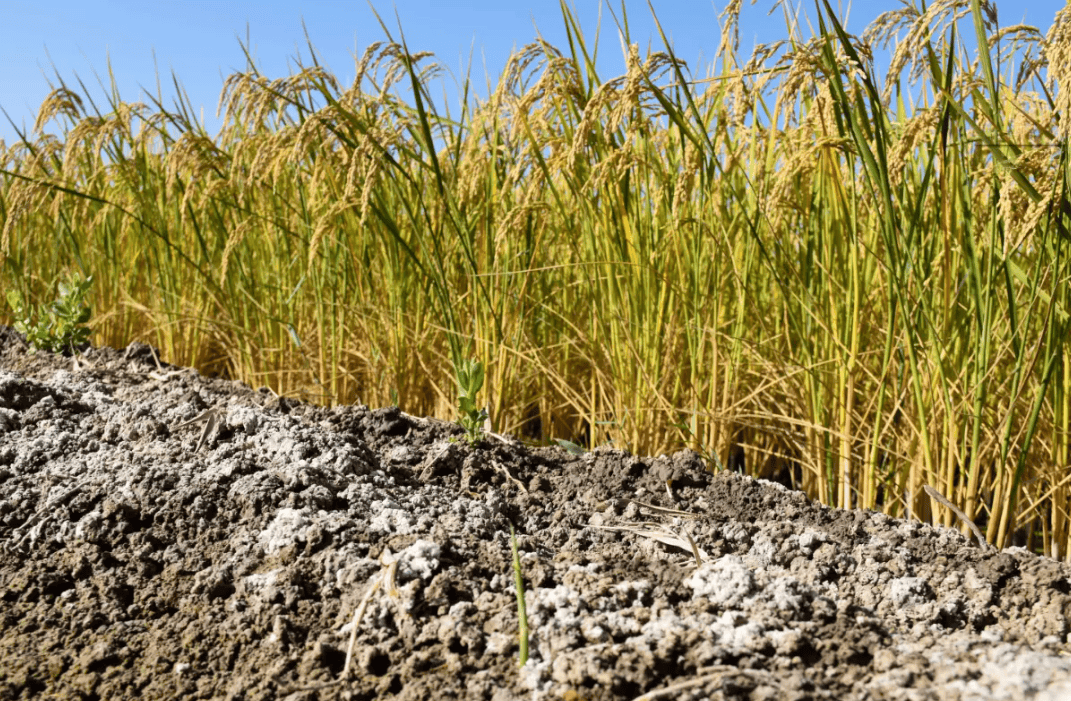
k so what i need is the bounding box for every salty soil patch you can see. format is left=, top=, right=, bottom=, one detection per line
left=2, top=326, right=1071, bottom=700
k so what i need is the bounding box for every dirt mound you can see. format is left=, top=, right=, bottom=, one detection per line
left=2, top=327, right=1071, bottom=700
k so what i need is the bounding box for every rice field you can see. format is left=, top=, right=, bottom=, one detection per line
left=2, top=0, right=1070, bottom=556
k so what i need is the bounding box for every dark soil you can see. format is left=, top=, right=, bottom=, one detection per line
left=2, top=326, right=1071, bottom=700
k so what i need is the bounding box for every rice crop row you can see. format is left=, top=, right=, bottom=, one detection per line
left=2, top=0, right=1070, bottom=555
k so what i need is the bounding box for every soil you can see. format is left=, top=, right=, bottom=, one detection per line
left=2, top=326, right=1071, bottom=700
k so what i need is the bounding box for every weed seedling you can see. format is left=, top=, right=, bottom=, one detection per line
left=6, top=275, right=94, bottom=354
left=455, top=358, right=489, bottom=445
left=509, top=523, right=529, bottom=667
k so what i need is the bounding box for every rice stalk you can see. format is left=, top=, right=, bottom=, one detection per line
left=2, top=0, right=1069, bottom=554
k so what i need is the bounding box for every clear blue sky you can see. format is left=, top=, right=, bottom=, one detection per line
left=1, top=0, right=1065, bottom=145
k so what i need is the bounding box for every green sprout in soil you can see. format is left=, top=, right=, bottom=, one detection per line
left=509, top=523, right=529, bottom=667
left=455, top=357, right=489, bottom=445
left=6, top=275, right=94, bottom=354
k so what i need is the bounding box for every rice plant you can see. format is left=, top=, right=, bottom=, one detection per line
left=2, top=0, right=1069, bottom=556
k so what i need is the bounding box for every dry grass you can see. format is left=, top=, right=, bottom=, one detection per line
left=3, top=0, right=1070, bottom=555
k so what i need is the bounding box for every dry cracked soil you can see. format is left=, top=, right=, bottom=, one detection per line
left=3, top=326, right=1071, bottom=700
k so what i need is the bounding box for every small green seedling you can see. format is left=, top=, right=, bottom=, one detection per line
left=554, top=438, right=586, bottom=456
left=6, top=275, right=94, bottom=354
left=508, top=523, right=529, bottom=667
left=455, top=357, right=489, bottom=445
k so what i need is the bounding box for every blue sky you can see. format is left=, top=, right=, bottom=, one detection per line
left=1, top=0, right=1066, bottom=145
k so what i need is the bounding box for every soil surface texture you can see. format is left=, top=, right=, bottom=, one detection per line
left=3, top=327, right=1071, bottom=700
